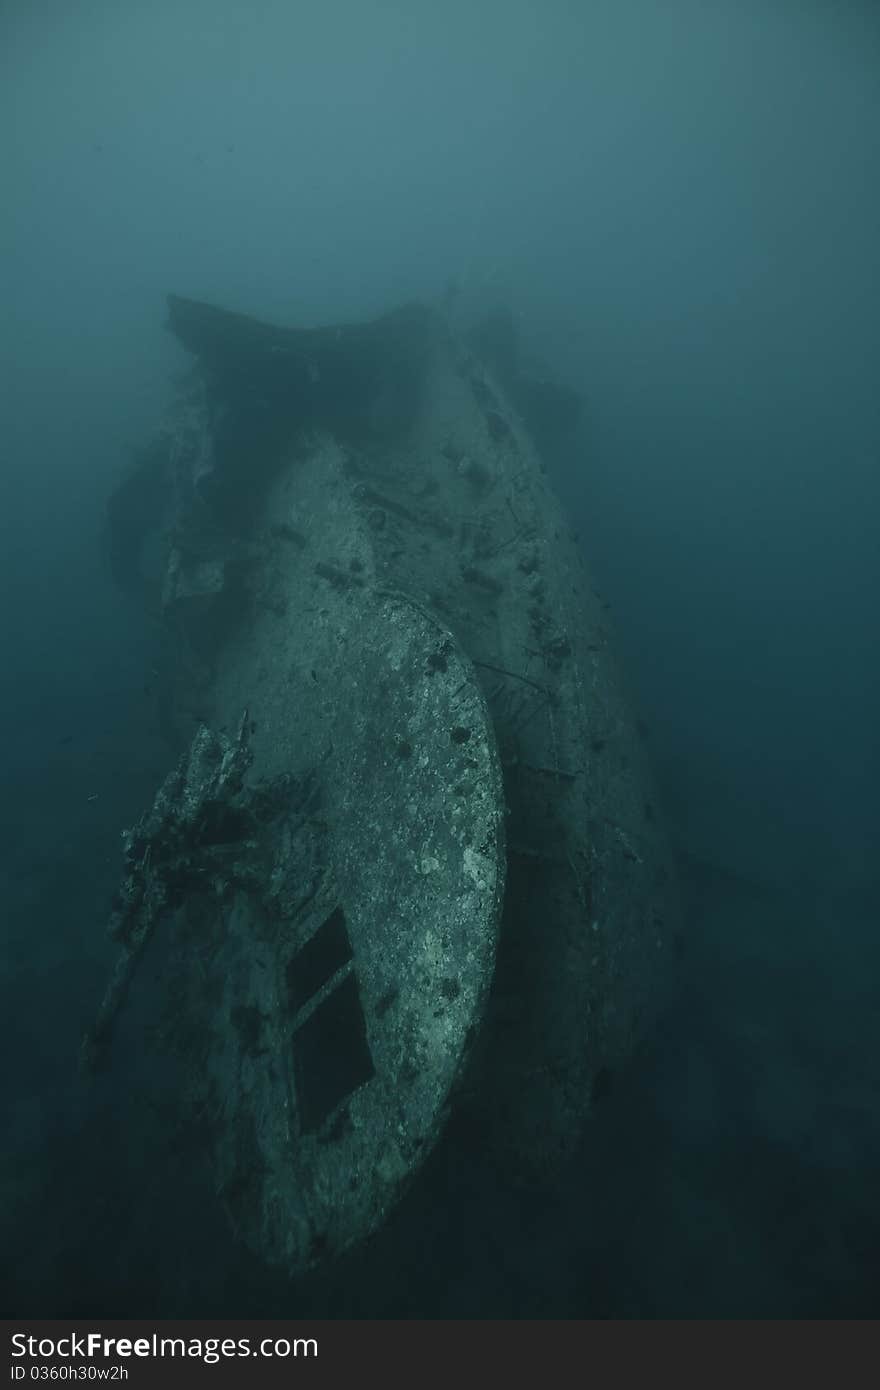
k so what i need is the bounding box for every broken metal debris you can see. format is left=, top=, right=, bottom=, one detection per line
left=81, top=712, right=254, bottom=1073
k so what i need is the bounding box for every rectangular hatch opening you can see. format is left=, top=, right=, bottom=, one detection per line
left=293, top=972, right=375, bottom=1134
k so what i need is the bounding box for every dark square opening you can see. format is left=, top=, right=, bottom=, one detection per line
left=293, top=973, right=375, bottom=1133
left=287, top=905, right=352, bottom=1013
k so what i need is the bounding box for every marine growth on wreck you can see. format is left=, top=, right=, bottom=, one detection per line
left=92, top=292, right=680, bottom=1274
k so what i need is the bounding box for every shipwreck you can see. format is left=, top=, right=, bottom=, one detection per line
left=90, top=292, right=680, bottom=1274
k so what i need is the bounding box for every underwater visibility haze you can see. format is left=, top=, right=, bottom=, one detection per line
left=1, top=0, right=879, bottom=1317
